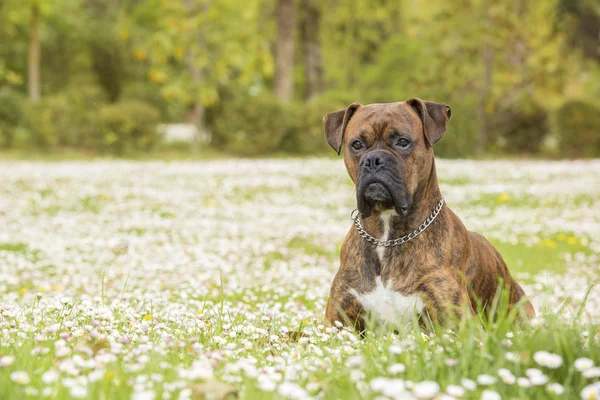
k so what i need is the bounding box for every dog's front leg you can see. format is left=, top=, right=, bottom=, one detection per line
left=415, top=270, right=475, bottom=325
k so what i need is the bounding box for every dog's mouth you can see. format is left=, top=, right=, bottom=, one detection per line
left=363, top=183, right=394, bottom=208
left=357, top=180, right=412, bottom=218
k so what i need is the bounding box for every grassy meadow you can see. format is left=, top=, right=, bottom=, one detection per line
left=0, top=159, right=599, bottom=400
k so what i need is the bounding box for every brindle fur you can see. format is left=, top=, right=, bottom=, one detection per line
left=324, top=100, right=535, bottom=329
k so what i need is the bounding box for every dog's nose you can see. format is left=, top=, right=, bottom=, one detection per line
left=363, top=152, right=386, bottom=172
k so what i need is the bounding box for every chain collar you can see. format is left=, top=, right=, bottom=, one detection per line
left=350, top=197, right=445, bottom=247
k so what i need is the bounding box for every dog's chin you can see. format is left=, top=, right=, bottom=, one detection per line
left=358, top=183, right=412, bottom=218
left=359, top=183, right=394, bottom=218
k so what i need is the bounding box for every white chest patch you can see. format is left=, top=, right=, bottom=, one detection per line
left=377, top=210, right=395, bottom=262
left=350, top=276, right=424, bottom=327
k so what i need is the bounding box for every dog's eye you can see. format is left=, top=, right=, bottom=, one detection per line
left=396, top=138, right=411, bottom=149
left=351, top=140, right=364, bottom=151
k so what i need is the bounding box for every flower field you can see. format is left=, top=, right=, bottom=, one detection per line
left=0, top=159, right=599, bottom=399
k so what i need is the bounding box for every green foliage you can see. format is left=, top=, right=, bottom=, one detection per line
left=285, top=93, right=351, bottom=154
left=491, top=97, right=550, bottom=154
left=120, top=82, right=181, bottom=122
left=556, top=100, right=600, bottom=158
left=212, top=94, right=296, bottom=155
left=211, top=91, right=360, bottom=156
left=25, top=85, right=105, bottom=148
left=96, top=101, right=160, bottom=154
left=22, top=86, right=160, bottom=154
left=435, top=96, right=480, bottom=158
left=0, top=0, right=599, bottom=157
left=0, top=88, right=26, bottom=148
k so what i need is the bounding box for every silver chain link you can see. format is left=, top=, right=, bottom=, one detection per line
left=350, top=197, right=445, bottom=247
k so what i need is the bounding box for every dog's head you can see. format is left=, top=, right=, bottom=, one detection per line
left=323, top=99, right=451, bottom=218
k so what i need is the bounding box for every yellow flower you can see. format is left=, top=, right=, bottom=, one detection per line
left=148, top=68, right=167, bottom=84
left=134, top=49, right=147, bottom=61
left=497, top=193, right=511, bottom=203
left=567, top=237, right=577, bottom=245
left=143, top=314, right=152, bottom=321
left=119, top=29, right=130, bottom=40
left=174, top=47, right=185, bottom=61
left=6, top=71, right=23, bottom=85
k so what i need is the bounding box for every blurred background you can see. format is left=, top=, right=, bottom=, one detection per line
left=0, top=0, right=599, bottom=159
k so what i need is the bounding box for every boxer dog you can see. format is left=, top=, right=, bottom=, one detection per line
left=323, top=99, right=535, bottom=331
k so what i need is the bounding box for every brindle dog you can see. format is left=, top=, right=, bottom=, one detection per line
left=323, top=99, right=535, bottom=331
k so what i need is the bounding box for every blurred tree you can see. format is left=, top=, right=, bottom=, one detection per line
left=321, top=0, right=403, bottom=91
left=82, top=0, right=127, bottom=102
left=274, top=0, right=295, bottom=101
left=299, top=0, right=324, bottom=100
left=28, top=2, right=41, bottom=101
left=0, top=0, right=597, bottom=157
left=558, top=0, right=600, bottom=63
left=128, top=0, right=273, bottom=147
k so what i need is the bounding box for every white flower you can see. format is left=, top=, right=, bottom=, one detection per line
left=345, top=355, right=364, bottom=368
left=413, top=381, right=440, bottom=399
left=524, top=368, right=548, bottom=385
left=350, top=369, right=365, bottom=381
left=371, top=377, right=389, bottom=392
left=389, top=345, right=403, bottom=354
left=461, top=378, right=477, bottom=391
left=438, top=395, right=456, bottom=400
left=534, top=351, right=563, bottom=369
left=547, top=383, right=564, bottom=395
left=526, top=368, right=543, bottom=378
left=530, top=374, right=548, bottom=386
left=517, top=378, right=531, bottom=388
left=258, top=378, right=276, bottom=392
left=498, top=368, right=516, bottom=384
left=88, top=369, right=105, bottom=382
left=42, top=369, right=59, bottom=384
left=70, top=386, right=88, bottom=399
left=446, top=384, right=465, bottom=397
left=278, top=382, right=308, bottom=399
left=575, top=358, right=595, bottom=372
left=10, top=371, right=30, bottom=384
left=581, top=382, right=600, bottom=400
left=56, top=346, right=72, bottom=358
left=583, top=367, right=600, bottom=378
left=505, top=352, right=519, bottom=362
left=477, top=374, right=497, bottom=385
left=387, top=363, right=406, bottom=374
left=481, top=390, right=501, bottom=400
left=381, top=379, right=406, bottom=397
left=212, top=336, right=226, bottom=345
left=0, top=356, right=15, bottom=367
left=132, top=390, right=156, bottom=400
left=306, top=382, right=320, bottom=393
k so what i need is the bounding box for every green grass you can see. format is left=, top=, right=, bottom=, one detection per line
left=0, top=159, right=598, bottom=399
left=491, top=234, right=592, bottom=278
left=0, top=242, right=29, bottom=253
left=0, top=291, right=598, bottom=399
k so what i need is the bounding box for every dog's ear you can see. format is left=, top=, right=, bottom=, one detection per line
left=406, top=98, right=451, bottom=147
left=323, top=103, right=361, bottom=155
